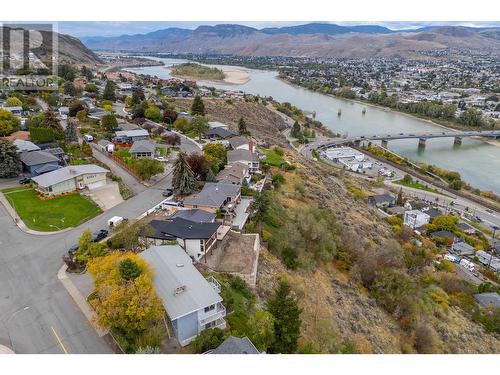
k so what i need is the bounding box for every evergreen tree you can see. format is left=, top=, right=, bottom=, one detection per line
left=267, top=280, right=302, bottom=354
left=0, top=139, right=22, bottom=178
left=119, top=259, right=143, bottom=281
left=65, top=119, right=79, bottom=143
left=396, top=187, right=404, bottom=206
left=172, top=152, right=197, bottom=195
left=191, top=115, right=209, bottom=142
left=102, top=80, right=116, bottom=101
left=101, top=114, right=118, bottom=131
left=238, top=117, right=249, bottom=135
left=191, top=95, right=205, bottom=116
left=290, top=121, right=301, bottom=139
left=64, top=81, right=76, bottom=96
left=205, top=168, right=216, bottom=182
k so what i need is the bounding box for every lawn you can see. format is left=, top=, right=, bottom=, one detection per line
left=2, top=187, right=102, bottom=231
left=258, top=146, right=285, bottom=167
left=393, top=178, right=442, bottom=194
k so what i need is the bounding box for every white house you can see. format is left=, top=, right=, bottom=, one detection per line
left=228, top=136, right=253, bottom=152
left=31, top=164, right=109, bottom=196
left=404, top=209, right=430, bottom=229
left=140, top=245, right=226, bottom=346
left=227, top=149, right=260, bottom=173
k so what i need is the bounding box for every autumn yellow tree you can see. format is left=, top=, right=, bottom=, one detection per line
left=87, top=252, right=164, bottom=340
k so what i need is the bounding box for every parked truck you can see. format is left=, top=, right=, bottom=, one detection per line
left=459, top=258, right=475, bottom=272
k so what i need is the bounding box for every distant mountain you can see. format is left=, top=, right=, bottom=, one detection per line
left=82, top=23, right=500, bottom=59
left=1, top=26, right=101, bottom=64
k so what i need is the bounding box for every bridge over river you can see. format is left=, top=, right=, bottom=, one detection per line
left=315, top=130, right=500, bottom=150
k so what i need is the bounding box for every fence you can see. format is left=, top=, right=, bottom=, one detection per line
left=91, top=143, right=143, bottom=181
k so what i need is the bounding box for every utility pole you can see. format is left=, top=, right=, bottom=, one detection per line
left=489, top=225, right=499, bottom=269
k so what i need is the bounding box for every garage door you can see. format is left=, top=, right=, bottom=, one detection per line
left=87, top=180, right=106, bottom=190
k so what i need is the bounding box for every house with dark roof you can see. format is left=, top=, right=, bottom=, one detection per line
left=143, top=217, right=223, bottom=262
left=227, top=149, right=260, bottom=173
left=451, top=239, right=475, bottom=256
left=140, top=245, right=226, bottom=346
left=209, top=336, right=260, bottom=354
left=368, top=193, right=396, bottom=209
left=430, top=230, right=455, bottom=241
left=113, top=129, right=149, bottom=144
left=422, top=207, right=442, bottom=221
left=13, top=139, right=40, bottom=153
left=183, top=182, right=241, bottom=214
left=170, top=209, right=216, bottom=223
left=205, top=127, right=235, bottom=140
left=20, top=150, right=60, bottom=176
left=129, top=140, right=156, bottom=159
left=457, top=222, right=476, bottom=235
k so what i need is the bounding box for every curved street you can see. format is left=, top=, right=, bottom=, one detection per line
left=0, top=174, right=171, bottom=353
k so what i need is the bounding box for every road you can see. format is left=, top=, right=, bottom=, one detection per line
left=0, top=174, right=171, bottom=353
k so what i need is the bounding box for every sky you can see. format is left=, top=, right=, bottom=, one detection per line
left=58, top=21, right=500, bottom=38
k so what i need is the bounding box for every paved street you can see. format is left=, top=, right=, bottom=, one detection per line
left=0, top=173, right=171, bottom=353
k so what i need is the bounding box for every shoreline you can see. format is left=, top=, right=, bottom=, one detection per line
left=277, top=76, right=500, bottom=149
left=171, top=64, right=250, bottom=85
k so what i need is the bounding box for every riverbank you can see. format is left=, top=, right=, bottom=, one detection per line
left=278, top=77, right=500, bottom=148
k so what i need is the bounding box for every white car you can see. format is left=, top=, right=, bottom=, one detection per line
left=83, top=134, right=94, bottom=142
left=155, top=156, right=166, bottom=162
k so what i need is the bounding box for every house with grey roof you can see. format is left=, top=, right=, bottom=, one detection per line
left=475, top=250, right=500, bottom=272
left=170, top=209, right=216, bottom=223
left=474, top=292, right=500, bottom=309
left=31, top=164, right=109, bottom=196
left=227, top=149, right=260, bottom=173
left=216, top=162, right=250, bottom=185
left=183, top=182, right=241, bottom=214
left=20, top=150, right=60, bottom=176
left=451, top=240, right=475, bottom=256
left=368, top=193, right=396, bottom=209
left=205, top=127, right=235, bottom=140
left=130, top=140, right=156, bottom=159
left=209, top=336, right=260, bottom=354
left=140, top=245, right=226, bottom=346
left=113, top=129, right=149, bottom=144
left=143, top=217, right=223, bottom=262
left=228, top=136, right=253, bottom=151
left=13, top=139, right=40, bottom=153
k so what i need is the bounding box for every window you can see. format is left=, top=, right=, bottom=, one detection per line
left=205, top=321, right=217, bottom=330
left=204, top=304, right=215, bottom=313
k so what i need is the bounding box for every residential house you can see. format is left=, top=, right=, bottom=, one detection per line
left=421, top=207, right=442, bottom=221
left=183, top=182, right=241, bottom=214
left=216, top=162, right=250, bottom=185
left=451, top=240, right=475, bottom=256
left=31, top=164, right=109, bottom=196
left=209, top=336, right=260, bottom=354
left=205, top=127, right=236, bottom=141
left=227, top=149, right=260, bottom=173
left=97, top=139, right=115, bottom=153
left=140, top=245, right=226, bottom=346
left=228, top=136, right=253, bottom=152
left=170, top=209, right=216, bottom=223
left=144, top=217, right=223, bottom=262
left=430, top=230, right=455, bottom=241
left=113, top=129, right=149, bottom=144
left=404, top=209, right=430, bottom=229
left=368, top=193, right=396, bottom=209
left=457, top=222, right=476, bottom=235
left=129, top=140, right=156, bottom=159
left=475, top=250, right=500, bottom=272
left=13, top=139, right=40, bottom=153
left=474, top=292, right=500, bottom=309
left=20, top=150, right=60, bottom=176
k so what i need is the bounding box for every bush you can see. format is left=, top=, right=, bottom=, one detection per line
left=191, top=328, right=225, bottom=353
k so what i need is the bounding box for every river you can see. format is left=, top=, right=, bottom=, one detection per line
left=126, top=57, right=500, bottom=194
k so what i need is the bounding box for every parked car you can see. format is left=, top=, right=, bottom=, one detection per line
left=91, top=229, right=109, bottom=242
left=155, top=156, right=166, bottom=162
left=68, top=244, right=79, bottom=255
left=162, top=188, right=173, bottom=197
left=83, top=134, right=94, bottom=142
left=19, top=177, right=31, bottom=185
left=485, top=208, right=493, bottom=214
left=108, top=216, right=125, bottom=227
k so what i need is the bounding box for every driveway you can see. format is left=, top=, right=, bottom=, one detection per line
left=88, top=182, right=123, bottom=210
left=232, top=197, right=252, bottom=230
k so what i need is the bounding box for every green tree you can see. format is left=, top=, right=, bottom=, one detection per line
left=64, top=81, right=76, bottom=96
left=191, top=115, right=209, bottom=142
left=172, top=152, right=197, bottom=195
left=267, top=280, right=302, bottom=354
left=119, top=258, right=143, bottom=281
left=84, top=83, right=99, bottom=93
left=191, top=95, right=205, bottom=116
left=65, top=119, right=79, bottom=143
left=173, top=117, right=190, bottom=133
left=101, top=114, right=118, bottom=131
left=102, top=80, right=116, bottom=101
left=42, top=107, right=63, bottom=131
left=144, top=105, right=162, bottom=122
left=203, top=143, right=227, bottom=172
left=0, top=139, right=22, bottom=178
left=248, top=310, right=274, bottom=352
left=250, top=190, right=271, bottom=232
left=238, top=117, right=250, bottom=135
left=5, top=97, right=23, bottom=107
left=290, top=121, right=301, bottom=138
left=0, top=109, right=21, bottom=136
left=192, top=328, right=225, bottom=353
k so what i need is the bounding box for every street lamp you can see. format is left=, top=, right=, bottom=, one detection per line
left=4, top=306, right=30, bottom=353
left=489, top=225, right=499, bottom=269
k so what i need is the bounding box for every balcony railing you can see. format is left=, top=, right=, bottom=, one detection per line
left=206, top=276, right=221, bottom=293
left=199, top=302, right=226, bottom=326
